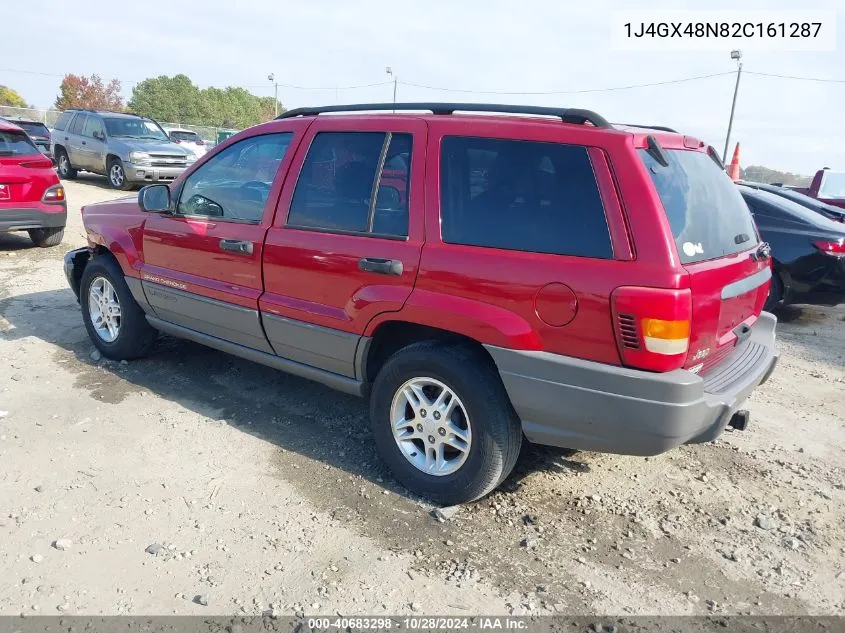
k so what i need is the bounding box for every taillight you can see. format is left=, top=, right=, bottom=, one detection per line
left=42, top=184, right=65, bottom=203
left=612, top=287, right=692, bottom=372
left=813, top=239, right=845, bottom=256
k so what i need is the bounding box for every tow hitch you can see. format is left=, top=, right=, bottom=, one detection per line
left=728, top=409, right=750, bottom=431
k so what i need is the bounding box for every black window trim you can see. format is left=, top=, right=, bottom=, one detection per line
left=173, top=131, right=294, bottom=225
left=283, top=129, right=411, bottom=240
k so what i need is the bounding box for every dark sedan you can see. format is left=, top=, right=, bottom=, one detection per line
left=739, top=185, right=845, bottom=310
left=739, top=180, right=845, bottom=223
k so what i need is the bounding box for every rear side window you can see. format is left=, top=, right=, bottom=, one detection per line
left=288, top=131, right=412, bottom=238
left=0, top=130, right=40, bottom=156
left=53, top=111, right=73, bottom=131
left=69, top=114, right=87, bottom=135
left=440, top=136, right=612, bottom=258
left=641, top=149, right=758, bottom=264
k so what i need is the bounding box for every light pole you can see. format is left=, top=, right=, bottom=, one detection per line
left=268, top=73, right=279, bottom=118
left=722, top=50, right=743, bottom=165
left=385, top=66, right=397, bottom=108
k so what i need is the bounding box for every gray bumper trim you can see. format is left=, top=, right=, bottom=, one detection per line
left=485, top=312, right=778, bottom=456
left=0, top=207, right=66, bottom=231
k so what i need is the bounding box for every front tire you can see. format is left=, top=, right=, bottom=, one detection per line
left=55, top=149, right=77, bottom=179
left=107, top=158, right=133, bottom=191
left=28, top=226, right=64, bottom=247
left=369, top=342, right=522, bottom=504
left=80, top=255, right=156, bottom=360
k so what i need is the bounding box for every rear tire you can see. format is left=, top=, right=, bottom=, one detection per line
left=369, top=341, right=522, bottom=504
left=80, top=255, right=157, bottom=360
left=765, top=272, right=784, bottom=312
left=28, top=227, right=64, bottom=247
left=107, top=158, right=133, bottom=191
left=56, top=149, right=77, bottom=179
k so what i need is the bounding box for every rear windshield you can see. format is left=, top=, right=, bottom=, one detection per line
left=0, top=130, right=40, bottom=156
left=14, top=121, right=50, bottom=138
left=641, top=148, right=758, bottom=264
left=818, top=171, right=845, bottom=200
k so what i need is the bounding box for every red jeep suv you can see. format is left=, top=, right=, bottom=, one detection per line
left=64, top=103, right=778, bottom=504
left=1, top=119, right=66, bottom=247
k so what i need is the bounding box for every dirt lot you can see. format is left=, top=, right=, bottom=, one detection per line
left=1, top=177, right=844, bottom=617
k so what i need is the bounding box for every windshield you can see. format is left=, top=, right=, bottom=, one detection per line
left=14, top=121, right=50, bottom=138
left=170, top=130, right=200, bottom=142
left=641, top=148, right=758, bottom=264
left=818, top=171, right=845, bottom=199
left=104, top=117, right=169, bottom=141
left=0, top=130, right=40, bottom=156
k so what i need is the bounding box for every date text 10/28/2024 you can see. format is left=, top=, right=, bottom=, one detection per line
left=307, top=617, right=528, bottom=630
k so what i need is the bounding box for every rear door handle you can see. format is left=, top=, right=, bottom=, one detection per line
left=358, top=257, right=403, bottom=276
left=219, top=239, right=253, bottom=255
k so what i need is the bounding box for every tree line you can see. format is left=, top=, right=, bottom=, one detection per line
left=1, top=73, right=282, bottom=130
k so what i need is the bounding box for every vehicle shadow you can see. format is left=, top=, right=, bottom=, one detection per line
left=0, top=287, right=562, bottom=503
left=0, top=231, right=38, bottom=251
left=68, top=173, right=120, bottom=191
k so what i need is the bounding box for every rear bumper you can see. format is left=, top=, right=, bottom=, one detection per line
left=0, top=205, right=66, bottom=231
left=788, top=258, right=845, bottom=306
left=124, top=163, right=187, bottom=184
left=486, top=312, right=779, bottom=456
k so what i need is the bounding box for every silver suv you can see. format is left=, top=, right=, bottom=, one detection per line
left=51, top=110, right=196, bottom=190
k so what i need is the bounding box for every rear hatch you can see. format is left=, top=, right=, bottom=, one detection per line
left=641, top=146, right=770, bottom=373
left=0, top=128, right=54, bottom=204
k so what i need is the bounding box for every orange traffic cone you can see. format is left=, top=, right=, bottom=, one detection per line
left=727, top=143, right=741, bottom=181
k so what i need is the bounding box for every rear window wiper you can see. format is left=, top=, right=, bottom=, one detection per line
left=646, top=135, right=670, bottom=167
left=734, top=233, right=751, bottom=244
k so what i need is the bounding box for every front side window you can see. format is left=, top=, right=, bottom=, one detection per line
left=287, top=131, right=412, bottom=237
left=176, top=133, right=293, bottom=222
left=82, top=116, right=105, bottom=139
left=440, top=136, right=612, bottom=258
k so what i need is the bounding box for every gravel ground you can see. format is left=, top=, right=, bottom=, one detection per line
left=1, top=178, right=843, bottom=616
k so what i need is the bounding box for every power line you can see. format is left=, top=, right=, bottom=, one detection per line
left=745, top=70, right=845, bottom=83
left=398, top=71, right=737, bottom=95
left=243, top=80, right=394, bottom=91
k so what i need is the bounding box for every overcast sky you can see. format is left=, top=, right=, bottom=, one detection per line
left=2, top=0, right=842, bottom=174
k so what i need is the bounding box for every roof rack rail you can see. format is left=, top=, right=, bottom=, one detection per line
left=276, top=102, right=612, bottom=128
left=617, top=123, right=679, bottom=133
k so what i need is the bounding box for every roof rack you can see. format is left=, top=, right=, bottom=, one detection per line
left=276, top=102, right=612, bottom=128
left=617, top=123, right=679, bottom=133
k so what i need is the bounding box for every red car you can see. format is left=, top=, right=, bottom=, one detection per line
left=64, top=103, right=778, bottom=503
left=0, top=119, right=66, bottom=247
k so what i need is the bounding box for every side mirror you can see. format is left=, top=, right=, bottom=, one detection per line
left=138, top=184, right=172, bottom=213
left=93, top=130, right=105, bottom=141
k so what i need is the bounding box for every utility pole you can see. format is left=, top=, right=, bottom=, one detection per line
left=268, top=73, right=279, bottom=117
left=722, top=50, right=743, bottom=165
left=385, top=67, right=397, bottom=110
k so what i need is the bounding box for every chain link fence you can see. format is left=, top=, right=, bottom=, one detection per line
left=0, top=106, right=63, bottom=126
left=0, top=106, right=237, bottom=146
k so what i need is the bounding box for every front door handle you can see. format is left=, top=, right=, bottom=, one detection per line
left=358, top=257, right=403, bottom=276
left=219, top=239, right=253, bottom=255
